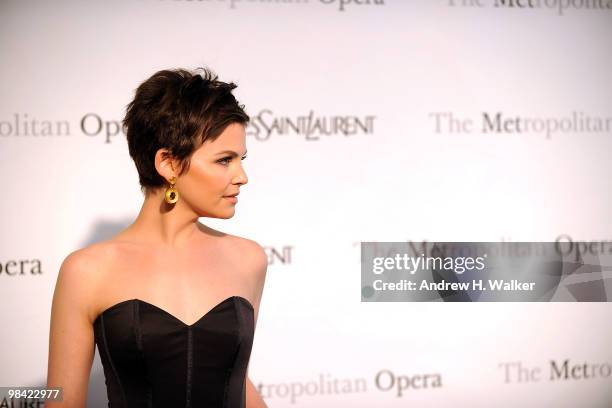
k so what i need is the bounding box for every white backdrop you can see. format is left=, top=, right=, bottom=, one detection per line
left=1, top=0, right=611, bottom=406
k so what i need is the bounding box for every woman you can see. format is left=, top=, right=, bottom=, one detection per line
left=46, top=67, right=268, bottom=407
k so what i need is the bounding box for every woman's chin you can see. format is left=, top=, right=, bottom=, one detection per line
left=215, top=208, right=236, bottom=220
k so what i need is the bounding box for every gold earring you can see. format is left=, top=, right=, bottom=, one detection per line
left=164, top=176, right=179, bottom=204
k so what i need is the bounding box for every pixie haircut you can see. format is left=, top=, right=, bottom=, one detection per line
left=123, top=67, right=249, bottom=194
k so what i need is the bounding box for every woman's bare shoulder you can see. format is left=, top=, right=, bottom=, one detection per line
left=225, top=234, right=268, bottom=276
left=59, top=243, right=104, bottom=280
left=219, top=234, right=268, bottom=315
left=197, top=222, right=267, bottom=270
left=60, top=241, right=120, bottom=277
left=56, top=240, right=126, bottom=311
left=54, top=241, right=124, bottom=319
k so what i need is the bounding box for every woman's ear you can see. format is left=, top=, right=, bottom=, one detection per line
left=154, top=148, right=177, bottom=181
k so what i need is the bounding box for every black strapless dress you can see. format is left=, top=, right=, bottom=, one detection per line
left=93, top=296, right=254, bottom=408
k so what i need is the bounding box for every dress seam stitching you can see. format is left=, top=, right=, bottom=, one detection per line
left=100, top=314, right=128, bottom=407
left=186, top=327, right=193, bottom=408
left=134, top=301, right=152, bottom=408
left=234, top=297, right=246, bottom=408
left=224, top=297, right=244, bottom=408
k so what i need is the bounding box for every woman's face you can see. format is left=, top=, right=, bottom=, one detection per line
left=176, top=122, right=248, bottom=219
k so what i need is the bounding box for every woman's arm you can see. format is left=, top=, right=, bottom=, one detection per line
left=246, top=377, right=267, bottom=408
left=46, top=251, right=99, bottom=407
left=245, top=240, right=269, bottom=408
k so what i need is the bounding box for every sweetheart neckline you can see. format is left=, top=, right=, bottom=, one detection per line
left=93, top=295, right=254, bottom=328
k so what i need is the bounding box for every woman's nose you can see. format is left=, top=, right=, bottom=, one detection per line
left=234, top=167, right=248, bottom=185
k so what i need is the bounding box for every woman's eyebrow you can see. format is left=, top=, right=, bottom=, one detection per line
left=215, top=150, right=247, bottom=157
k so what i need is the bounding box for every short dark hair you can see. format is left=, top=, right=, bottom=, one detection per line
left=123, top=66, right=249, bottom=194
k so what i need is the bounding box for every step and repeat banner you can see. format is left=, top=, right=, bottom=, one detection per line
left=1, top=0, right=611, bottom=407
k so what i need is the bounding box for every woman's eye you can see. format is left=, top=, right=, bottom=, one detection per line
left=217, top=155, right=246, bottom=165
